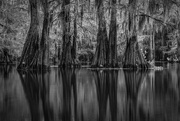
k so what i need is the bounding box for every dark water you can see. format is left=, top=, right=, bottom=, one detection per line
left=0, top=63, right=180, bottom=121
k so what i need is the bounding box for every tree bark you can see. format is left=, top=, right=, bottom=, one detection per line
left=123, top=0, right=148, bottom=69
left=39, top=0, right=50, bottom=70
left=17, top=0, right=39, bottom=70
left=92, top=2, right=108, bottom=67
left=17, top=0, right=49, bottom=70
left=71, top=6, right=78, bottom=64
left=108, top=0, right=117, bottom=67
left=59, top=0, right=75, bottom=68
left=124, top=36, right=148, bottom=69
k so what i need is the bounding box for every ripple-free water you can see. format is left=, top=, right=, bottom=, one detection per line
left=0, top=63, right=180, bottom=121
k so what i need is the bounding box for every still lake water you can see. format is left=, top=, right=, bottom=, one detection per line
left=0, top=63, right=180, bottom=121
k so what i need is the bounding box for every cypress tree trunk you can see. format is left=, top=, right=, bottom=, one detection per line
left=18, top=0, right=49, bottom=70
left=108, top=0, right=117, bottom=67
left=59, top=0, right=74, bottom=68
left=124, top=36, right=148, bottom=69
left=92, top=2, right=108, bottom=67
left=71, top=6, right=78, bottom=65
left=39, top=0, right=50, bottom=70
left=123, top=0, right=148, bottom=69
left=17, top=0, right=40, bottom=70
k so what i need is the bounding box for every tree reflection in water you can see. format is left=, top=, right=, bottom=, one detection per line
left=0, top=65, right=12, bottom=79
left=18, top=70, right=53, bottom=121
left=93, top=70, right=118, bottom=121
left=137, top=67, right=180, bottom=121
left=124, top=70, right=147, bottom=121
left=7, top=67, right=180, bottom=121
left=60, top=69, right=77, bottom=121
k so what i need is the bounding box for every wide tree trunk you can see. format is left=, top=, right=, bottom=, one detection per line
left=123, top=0, right=148, bottom=69
left=108, top=0, right=118, bottom=67
left=92, top=2, right=108, bottom=68
left=124, top=36, right=148, bottom=69
left=17, top=0, right=49, bottom=70
left=17, top=0, right=39, bottom=70
left=59, top=0, right=76, bottom=68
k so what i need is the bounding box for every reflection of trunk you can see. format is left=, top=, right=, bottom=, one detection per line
left=61, top=69, right=77, bottom=121
left=124, top=70, right=146, bottom=121
left=17, top=0, right=40, bottom=70
left=59, top=0, right=74, bottom=67
left=108, top=0, right=117, bottom=67
left=41, top=71, right=53, bottom=121
left=18, top=71, right=53, bottom=121
left=93, top=70, right=109, bottom=120
left=71, top=69, right=77, bottom=121
left=19, top=71, right=40, bottom=121
left=92, top=2, right=108, bottom=67
left=1, top=48, right=12, bottom=64
left=93, top=70, right=118, bottom=120
left=108, top=71, right=118, bottom=121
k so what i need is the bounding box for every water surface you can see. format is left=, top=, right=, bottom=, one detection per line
left=0, top=63, right=180, bottom=121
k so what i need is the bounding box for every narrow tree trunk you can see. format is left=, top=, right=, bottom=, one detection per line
left=108, top=0, right=117, bottom=67
left=17, top=0, right=40, bottom=70
left=71, top=6, right=78, bottom=64
left=39, top=0, right=50, bottom=70
left=92, top=2, right=108, bottom=68
left=59, top=0, right=74, bottom=68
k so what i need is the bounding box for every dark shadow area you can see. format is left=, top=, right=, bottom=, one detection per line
left=93, top=70, right=118, bottom=121
left=60, top=69, right=78, bottom=121
left=137, top=69, right=180, bottom=121
left=18, top=70, right=54, bottom=121
left=0, top=65, right=12, bottom=79
left=124, top=70, right=147, bottom=121
left=0, top=66, right=180, bottom=121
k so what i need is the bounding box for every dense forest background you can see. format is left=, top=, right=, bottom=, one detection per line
left=1, top=0, right=180, bottom=69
